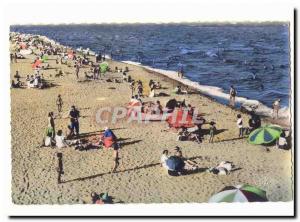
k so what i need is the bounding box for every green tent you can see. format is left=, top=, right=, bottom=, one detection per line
left=99, top=62, right=109, bottom=73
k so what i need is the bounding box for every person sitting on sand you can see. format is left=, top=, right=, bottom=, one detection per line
left=55, top=130, right=69, bottom=148
left=84, top=72, right=93, bottom=80
left=11, top=79, right=22, bottom=88
left=174, top=85, right=182, bottom=94
left=175, top=150, right=198, bottom=171
left=135, top=95, right=143, bottom=104
left=14, top=70, right=20, bottom=79
left=152, top=100, right=163, bottom=114
left=177, top=127, right=189, bottom=141
left=65, top=125, right=75, bottom=139
left=91, top=192, right=111, bottom=204
left=277, top=132, right=288, bottom=149
left=43, top=127, right=55, bottom=147
left=160, top=150, right=170, bottom=170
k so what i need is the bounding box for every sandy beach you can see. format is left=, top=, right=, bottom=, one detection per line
left=10, top=34, right=293, bottom=204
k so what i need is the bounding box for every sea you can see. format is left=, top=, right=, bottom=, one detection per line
left=11, top=23, right=291, bottom=111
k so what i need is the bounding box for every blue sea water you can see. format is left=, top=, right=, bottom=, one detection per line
left=11, top=24, right=291, bottom=108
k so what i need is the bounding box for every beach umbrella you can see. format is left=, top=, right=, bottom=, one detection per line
left=100, top=62, right=109, bottom=73
left=42, top=54, right=48, bottom=62
left=166, top=156, right=184, bottom=171
left=166, top=99, right=177, bottom=110
left=248, top=124, right=282, bottom=145
left=32, top=59, right=42, bottom=69
left=209, top=184, right=268, bottom=203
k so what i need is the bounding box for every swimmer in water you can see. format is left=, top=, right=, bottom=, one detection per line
left=260, top=84, right=264, bottom=90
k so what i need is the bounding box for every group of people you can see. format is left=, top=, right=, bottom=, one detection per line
left=160, top=146, right=199, bottom=176
left=236, top=113, right=262, bottom=138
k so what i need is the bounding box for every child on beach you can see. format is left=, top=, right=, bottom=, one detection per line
left=236, top=114, right=243, bottom=138
left=56, top=95, right=63, bottom=114
left=209, top=121, right=216, bottom=143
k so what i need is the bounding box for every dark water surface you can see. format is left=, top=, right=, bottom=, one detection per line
left=11, top=24, right=291, bottom=108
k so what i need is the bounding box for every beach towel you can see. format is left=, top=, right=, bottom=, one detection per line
left=167, top=108, right=194, bottom=128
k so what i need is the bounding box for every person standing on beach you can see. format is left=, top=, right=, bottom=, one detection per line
left=48, top=112, right=55, bottom=139
left=56, top=94, right=63, bottom=114
left=130, top=80, right=135, bottom=97
left=236, top=114, right=243, bottom=138
left=69, top=106, right=80, bottom=135
left=209, top=121, right=216, bottom=143
left=229, top=85, right=237, bottom=107
left=10, top=53, right=14, bottom=63
left=75, top=63, right=80, bottom=79
left=272, top=99, right=281, bottom=119
left=137, top=80, right=143, bottom=97
left=14, top=52, right=17, bottom=63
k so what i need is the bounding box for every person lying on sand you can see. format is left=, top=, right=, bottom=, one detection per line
left=177, top=127, right=201, bottom=143
left=207, top=161, right=235, bottom=175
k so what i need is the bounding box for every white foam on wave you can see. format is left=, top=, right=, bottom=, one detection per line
left=122, top=60, right=290, bottom=119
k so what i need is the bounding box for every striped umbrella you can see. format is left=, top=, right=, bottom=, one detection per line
left=248, top=124, right=282, bottom=145
left=209, top=184, right=268, bottom=203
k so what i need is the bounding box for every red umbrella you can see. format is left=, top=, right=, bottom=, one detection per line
left=32, top=59, right=42, bottom=69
